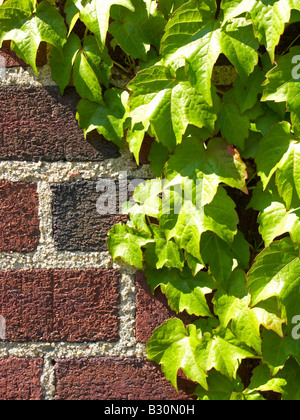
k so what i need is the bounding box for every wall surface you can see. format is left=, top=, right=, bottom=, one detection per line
left=0, top=47, right=195, bottom=400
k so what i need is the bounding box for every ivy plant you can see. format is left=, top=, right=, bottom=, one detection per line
left=1, top=0, right=300, bottom=400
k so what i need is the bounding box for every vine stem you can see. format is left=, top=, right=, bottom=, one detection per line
left=112, top=60, right=131, bottom=74
left=280, top=33, right=300, bottom=56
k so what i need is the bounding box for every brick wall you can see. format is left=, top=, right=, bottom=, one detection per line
left=0, top=47, right=195, bottom=400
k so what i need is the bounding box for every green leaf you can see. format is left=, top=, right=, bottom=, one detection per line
left=252, top=298, right=286, bottom=337
left=196, top=326, right=256, bottom=380
left=157, top=0, right=188, bottom=19
left=109, top=0, right=151, bottom=61
left=165, top=137, right=248, bottom=207
left=262, top=47, right=300, bottom=127
left=76, top=89, right=128, bottom=147
left=277, top=357, right=300, bottom=400
left=145, top=267, right=214, bottom=316
left=221, top=0, right=255, bottom=23
left=147, top=318, right=208, bottom=391
left=128, top=65, right=219, bottom=150
left=276, top=140, right=300, bottom=211
left=82, top=36, right=113, bottom=89
left=217, top=90, right=251, bottom=150
left=162, top=186, right=238, bottom=262
left=107, top=223, right=154, bottom=269
left=213, top=269, right=262, bottom=354
left=144, top=238, right=185, bottom=271
left=73, top=49, right=103, bottom=103
left=248, top=0, right=292, bottom=63
left=248, top=237, right=300, bottom=325
left=200, top=231, right=234, bottom=287
left=255, top=122, right=294, bottom=189
left=50, top=32, right=82, bottom=95
left=262, top=329, right=300, bottom=375
left=245, top=363, right=287, bottom=395
left=161, top=0, right=258, bottom=105
left=250, top=179, right=300, bottom=246
left=233, top=67, right=266, bottom=114
left=73, top=0, right=135, bottom=49
left=194, top=370, right=244, bottom=400
left=109, top=0, right=166, bottom=61
left=0, top=0, right=67, bottom=74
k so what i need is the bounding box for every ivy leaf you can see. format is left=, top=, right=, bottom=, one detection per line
left=144, top=238, right=185, bottom=271
left=161, top=0, right=258, bottom=105
left=255, top=122, right=294, bottom=189
left=107, top=223, right=154, bottom=269
left=0, top=0, right=67, bottom=74
left=200, top=231, right=234, bottom=287
left=109, top=0, right=151, bottom=61
left=165, top=137, right=248, bottom=207
left=196, top=326, right=256, bottom=380
left=82, top=36, right=113, bottom=89
left=213, top=269, right=262, bottom=354
left=216, top=90, right=251, bottom=150
left=276, top=140, right=300, bottom=211
left=247, top=237, right=300, bottom=325
left=233, top=67, right=266, bottom=114
left=50, top=33, right=82, bottom=95
left=252, top=298, right=286, bottom=337
left=109, top=0, right=166, bottom=61
left=250, top=179, right=300, bottom=246
left=147, top=318, right=208, bottom=391
left=162, top=186, right=238, bottom=262
left=73, top=0, right=135, bottom=49
left=262, top=47, right=300, bottom=128
left=50, top=33, right=113, bottom=96
left=73, top=48, right=103, bottom=103
left=221, top=0, right=255, bottom=23
left=245, top=363, right=287, bottom=396
left=145, top=267, right=214, bottom=317
left=262, top=329, right=300, bottom=375
left=128, top=65, right=219, bottom=150
left=277, top=357, right=300, bottom=400
left=76, top=89, right=129, bottom=147
left=194, top=370, right=244, bottom=400
left=157, top=0, right=188, bottom=19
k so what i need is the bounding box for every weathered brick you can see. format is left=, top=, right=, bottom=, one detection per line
left=0, top=358, right=44, bottom=400
left=135, top=271, right=176, bottom=343
left=0, top=269, right=120, bottom=342
left=0, top=86, right=120, bottom=162
left=51, top=181, right=127, bottom=252
left=0, top=181, right=40, bottom=253
left=54, top=358, right=194, bottom=400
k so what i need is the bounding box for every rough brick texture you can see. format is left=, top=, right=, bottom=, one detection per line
left=51, top=181, right=128, bottom=252
left=54, top=358, right=195, bottom=400
left=0, top=358, right=44, bottom=400
left=0, top=181, right=40, bottom=253
left=0, top=86, right=120, bottom=162
left=0, top=269, right=120, bottom=342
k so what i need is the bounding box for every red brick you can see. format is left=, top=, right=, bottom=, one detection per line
left=0, top=358, right=44, bottom=400
left=54, top=358, right=194, bottom=400
left=0, top=269, right=120, bottom=342
left=135, top=271, right=176, bottom=343
left=0, top=181, right=40, bottom=253
left=0, top=86, right=120, bottom=162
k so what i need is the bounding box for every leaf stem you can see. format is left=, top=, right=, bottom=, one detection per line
left=281, top=33, right=300, bottom=56
left=112, top=60, right=131, bottom=74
